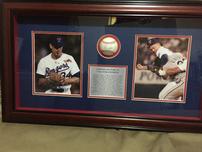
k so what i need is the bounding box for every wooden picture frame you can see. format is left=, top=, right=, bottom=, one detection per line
left=2, top=2, right=202, bottom=132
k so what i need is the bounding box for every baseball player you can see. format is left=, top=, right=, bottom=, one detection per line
left=36, top=36, right=80, bottom=95
left=137, top=38, right=187, bottom=101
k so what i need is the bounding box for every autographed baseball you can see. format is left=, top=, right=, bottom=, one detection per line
left=97, top=34, right=121, bottom=59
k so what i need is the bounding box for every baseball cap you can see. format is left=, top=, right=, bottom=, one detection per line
left=50, top=36, right=64, bottom=48
left=147, top=38, right=160, bottom=47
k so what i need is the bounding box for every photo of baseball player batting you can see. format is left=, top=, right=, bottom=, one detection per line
left=32, top=31, right=83, bottom=97
left=132, top=35, right=192, bottom=103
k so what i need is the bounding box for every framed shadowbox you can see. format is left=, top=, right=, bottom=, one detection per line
left=2, top=1, right=202, bottom=132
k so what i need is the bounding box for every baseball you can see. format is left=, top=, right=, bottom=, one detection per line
left=99, top=36, right=119, bottom=56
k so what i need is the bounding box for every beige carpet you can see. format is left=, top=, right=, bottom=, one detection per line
left=0, top=121, right=202, bottom=152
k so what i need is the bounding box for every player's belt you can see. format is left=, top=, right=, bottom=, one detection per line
left=174, top=71, right=186, bottom=83
left=52, top=87, right=64, bottom=92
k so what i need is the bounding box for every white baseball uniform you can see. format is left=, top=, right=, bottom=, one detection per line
left=156, top=46, right=173, bottom=58
left=157, top=48, right=187, bottom=101
left=36, top=53, right=80, bottom=94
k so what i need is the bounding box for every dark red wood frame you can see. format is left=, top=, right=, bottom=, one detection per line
left=2, top=2, right=202, bottom=132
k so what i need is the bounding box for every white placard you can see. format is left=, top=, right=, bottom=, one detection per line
left=88, top=65, right=127, bottom=99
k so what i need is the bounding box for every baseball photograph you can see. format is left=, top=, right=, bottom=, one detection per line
left=32, top=31, right=83, bottom=97
left=132, top=35, right=192, bottom=103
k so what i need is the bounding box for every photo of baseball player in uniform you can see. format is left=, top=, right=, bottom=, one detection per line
left=32, top=32, right=83, bottom=96
left=132, top=35, right=192, bottom=103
